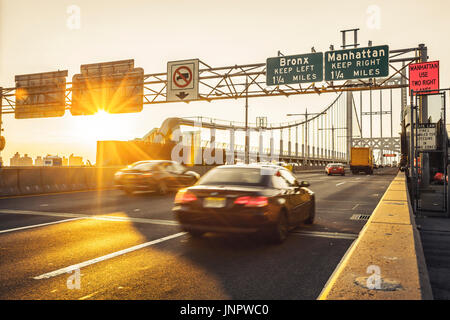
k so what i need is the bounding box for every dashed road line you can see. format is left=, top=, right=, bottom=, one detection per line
left=0, top=209, right=178, bottom=227
left=33, top=232, right=187, bottom=280
left=79, top=290, right=102, bottom=300
left=0, top=218, right=85, bottom=234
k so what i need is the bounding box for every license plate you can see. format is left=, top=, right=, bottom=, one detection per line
left=203, top=197, right=226, bottom=208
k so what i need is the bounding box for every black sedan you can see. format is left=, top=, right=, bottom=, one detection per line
left=173, top=164, right=315, bottom=243
left=114, top=160, right=200, bottom=195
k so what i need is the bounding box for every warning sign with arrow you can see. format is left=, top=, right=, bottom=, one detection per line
left=167, top=59, right=199, bottom=102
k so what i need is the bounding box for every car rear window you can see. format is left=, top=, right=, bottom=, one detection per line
left=197, top=167, right=269, bottom=186
left=130, top=162, right=161, bottom=171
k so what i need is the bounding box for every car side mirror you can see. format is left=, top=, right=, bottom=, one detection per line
left=300, top=181, right=310, bottom=188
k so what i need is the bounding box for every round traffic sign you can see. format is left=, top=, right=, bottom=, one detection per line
left=173, top=66, right=193, bottom=88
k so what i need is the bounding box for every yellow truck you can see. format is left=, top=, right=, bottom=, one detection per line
left=350, top=147, right=374, bottom=175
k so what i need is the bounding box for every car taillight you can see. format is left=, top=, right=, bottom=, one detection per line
left=234, top=196, right=269, bottom=207
left=175, top=189, right=197, bottom=204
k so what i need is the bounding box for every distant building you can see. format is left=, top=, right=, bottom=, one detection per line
left=35, top=156, right=44, bottom=166
left=69, top=154, right=84, bottom=166
left=43, top=155, right=63, bottom=167
left=21, top=154, right=33, bottom=166
left=10, top=152, right=33, bottom=166
left=10, top=152, right=21, bottom=166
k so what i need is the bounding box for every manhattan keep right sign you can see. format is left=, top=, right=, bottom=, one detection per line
left=324, top=45, right=389, bottom=81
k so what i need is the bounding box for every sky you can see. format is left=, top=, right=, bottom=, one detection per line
left=1, top=0, right=449, bottom=164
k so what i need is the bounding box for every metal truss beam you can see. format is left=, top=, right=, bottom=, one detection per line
left=1, top=46, right=422, bottom=115
left=352, top=137, right=401, bottom=153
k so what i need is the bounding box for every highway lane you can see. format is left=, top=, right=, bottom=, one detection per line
left=0, top=167, right=398, bottom=299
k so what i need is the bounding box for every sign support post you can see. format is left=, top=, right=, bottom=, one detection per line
left=420, top=44, right=430, bottom=187
left=245, top=77, right=249, bottom=164
left=0, top=87, right=3, bottom=158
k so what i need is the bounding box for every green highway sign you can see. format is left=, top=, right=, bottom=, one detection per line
left=324, top=45, right=389, bottom=81
left=266, top=53, right=323, bottom=86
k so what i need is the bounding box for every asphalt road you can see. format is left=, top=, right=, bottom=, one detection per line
left=0, top=167, right=398, bottom=300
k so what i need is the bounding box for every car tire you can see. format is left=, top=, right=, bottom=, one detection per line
left=157, top=181, right=169, bottom=195
left=305, top=201, right=315, bottom=225
left=270, top=211, right=289, bottom=244
left=187, top=230, right=204, bottom=238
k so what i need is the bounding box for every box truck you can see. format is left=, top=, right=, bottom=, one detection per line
left=350, top=147, right=374, bottom=175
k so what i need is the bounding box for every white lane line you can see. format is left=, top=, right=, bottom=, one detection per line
left=336, top=182, right=346, bottom=186
left=291, top=230, right=358, bottom=240
left=0, top=209, right=178, bottom=227
left=33, top=232, right=187, bottom=280
left=78, top=290, right=102, bottom=300
left=352, top=204, right=360, bottom=210
left=0, top=218, right=85, bottom=234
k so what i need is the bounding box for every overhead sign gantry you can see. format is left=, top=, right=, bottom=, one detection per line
left=14, top=70, right=68, bottom=119
left=0, top=40, right=424, bottom=116
left=71, top=59, right=144, bottom=115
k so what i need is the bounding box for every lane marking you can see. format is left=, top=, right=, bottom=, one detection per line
left=0, top=188, right=116, bottom=200
left=33, top=232, right=187, bottom=280
left=0, top=209, right=178, bottom=227
left=79, top=290, right=102, bottom=300
left=352, top=204, right=360, bottom=210
left=291, top=230, right=358, bottom=240
left=336, top=182, right=346, bottom=186
left=0, top=218, right=85, bottom=234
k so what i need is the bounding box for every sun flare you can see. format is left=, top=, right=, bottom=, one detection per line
left=71, top=110, right=137, bottom=142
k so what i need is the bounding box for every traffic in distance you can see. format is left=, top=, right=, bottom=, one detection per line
left=114, top=161, right=315, bottom=244
left=111, top=150, right=389, bottom=245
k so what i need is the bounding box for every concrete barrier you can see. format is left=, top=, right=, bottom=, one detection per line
left=0, top=169, right=20, bottom=196
left=318, top=172, right=433, bottom=300
left=84, top=167, right=99, bottom=189
left=0, top=165, right=224, bottom=197
left=95, top=167, right=119, bottom=189
left=18, top=168, right=43, bottom=195
left=66, top=167, right=88, bottom=191
left=41, top=167, right=71, bottom=193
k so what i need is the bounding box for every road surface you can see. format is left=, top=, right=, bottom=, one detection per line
left=0, top=167, right=398, bottom=299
